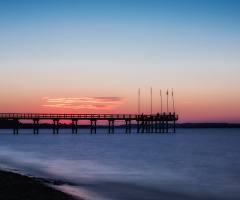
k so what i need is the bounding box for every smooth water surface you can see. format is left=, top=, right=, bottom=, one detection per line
left=0, top=128, right=240, bottom=200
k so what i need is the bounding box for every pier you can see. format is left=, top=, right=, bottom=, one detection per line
left=0, top=113, right=178, bottom=134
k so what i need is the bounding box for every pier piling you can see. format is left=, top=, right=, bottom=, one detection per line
left=91, top=120, right=97, bottom=133
left=166, top=121, right=168, bottom=133
left=125, top=120, right=131, bottom=133
left=108, top=120, right=114, bottom=133
left=53, top=119, right=59, bottom=134
left=72, top=119, right=78, bottom=134
left=13, top=119, right=19, bottom=134
left=33, top=119, right=39, bottom=134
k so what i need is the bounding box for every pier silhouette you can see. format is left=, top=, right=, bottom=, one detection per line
left=0, top=113, right=178, bottom=134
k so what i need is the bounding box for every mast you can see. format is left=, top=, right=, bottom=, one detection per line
left=150, top=87, right=152, bottom=115
left=172, top=88, right=175, bottom=114
left=138, top=88, right=140, bottom=115
left=166, top=89, right=168, bottom=114
left=160, top=89, right=162, bottom=115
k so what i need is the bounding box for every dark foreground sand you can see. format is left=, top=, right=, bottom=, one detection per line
left=0, top=169, right=82, bottom=200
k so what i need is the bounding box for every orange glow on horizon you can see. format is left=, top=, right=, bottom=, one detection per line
left=0, top=91, right=239, bottom=124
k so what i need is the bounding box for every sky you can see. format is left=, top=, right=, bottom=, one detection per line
left=0, top=0, right=240, bottom=123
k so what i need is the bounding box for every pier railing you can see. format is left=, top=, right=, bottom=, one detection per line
left=0, top=113, right=178, bottom=121
left=0, top=113, right=132, bottom=119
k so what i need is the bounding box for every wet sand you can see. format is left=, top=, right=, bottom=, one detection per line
left=0, top=169, right=83, bottom=200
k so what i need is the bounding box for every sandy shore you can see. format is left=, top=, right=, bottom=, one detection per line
left=0, top=169, right=83, bottom=200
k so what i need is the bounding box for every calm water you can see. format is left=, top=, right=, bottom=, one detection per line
left=0, top=128, right=240, bottom=200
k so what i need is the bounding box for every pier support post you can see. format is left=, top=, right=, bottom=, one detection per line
left=91, top=120, right=97, bottom=133
left=112, top=120, right=114, bottom=133
left=130, top=120, right=131, bottom=133
left=125, top=120, right=131, bottom=133
left=143, top=121, right=147, bottom=133
left=159, top=121, right=161, bottom=133
left=138, top=121, right=144, bottom=133
left=137, top=121, right=139, bottom=133
left=53, top=119, right=59, bottom=134
left=126, top=120, right=127, bottom=133
left=162, top=121, right=164, bottom=133
left=94, top=120, right=97, bottom=133
left=108, top=120, right=114, bottom=133
left=166, top=121, right=168, bottom=133
left=33, top=119, right=39, bottom=134
left=91, top=120, right=93, bottom=133
left=13, top=119, right=19, bottom=134
left=174, top=114, right=176, bottom=133
left=72, top=119, right=78, bottom=134
left=174, top=120, right=175, bottom=133
left=147, top=121, right=150, bottom=133
left=151, top=121, right=153, bottom=133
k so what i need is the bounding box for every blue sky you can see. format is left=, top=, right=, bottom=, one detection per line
left=0, top=0, right=240, bottom=122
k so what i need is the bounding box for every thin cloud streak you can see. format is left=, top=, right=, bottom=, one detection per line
left=42, top=97, right=127, bottom=110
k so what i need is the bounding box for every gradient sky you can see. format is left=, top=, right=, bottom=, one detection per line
left=0, top=0, right=240, bottom=123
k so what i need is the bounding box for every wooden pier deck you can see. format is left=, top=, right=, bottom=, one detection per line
left=0, top=113, right=178, bottom=134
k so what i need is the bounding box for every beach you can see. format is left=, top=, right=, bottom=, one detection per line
left=0, top=169, right=82, bottom=200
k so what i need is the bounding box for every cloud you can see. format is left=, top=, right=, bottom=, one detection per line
left=42, top=97, right=127, bottom=110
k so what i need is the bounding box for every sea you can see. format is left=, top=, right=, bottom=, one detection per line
left=0, top=128, right=240, bottom=200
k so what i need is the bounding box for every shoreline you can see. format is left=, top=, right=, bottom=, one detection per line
left=0, top=168, right=84, bottom=200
